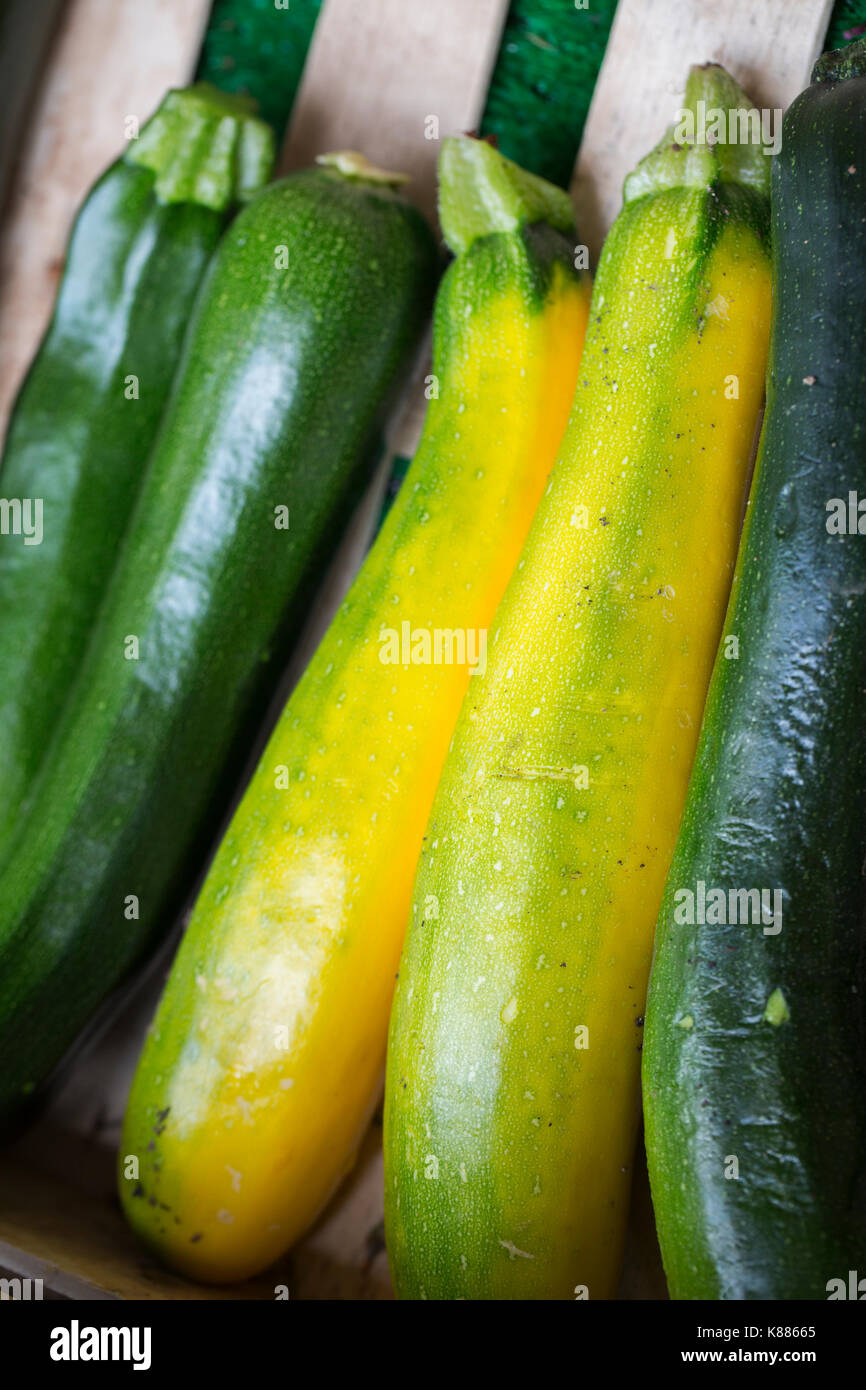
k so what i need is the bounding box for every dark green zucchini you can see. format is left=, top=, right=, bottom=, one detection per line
left=0, top=0, right=63, bottom=215
left=0, top=84, right=274, bottom=855
left=0, top=154, right=437, bottom=1132
left=643, top=37, right=866, bottom=1300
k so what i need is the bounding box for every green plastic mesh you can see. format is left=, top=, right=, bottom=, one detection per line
left=196, top=0, right=322, bottom=136
left=827, top=0, right=866, bottom=47
left=480, top=0, right=617, bottom=186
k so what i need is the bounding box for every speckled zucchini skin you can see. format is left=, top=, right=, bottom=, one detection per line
left=643, top=40, right=866, bottom=1301
left=0, top=85, right=274, bottom=856
left=384, top=67, right=773, bottom=1301
left=0, top=164, right=436, bottom=1133
left=118, top=139, right=591, bottom=1284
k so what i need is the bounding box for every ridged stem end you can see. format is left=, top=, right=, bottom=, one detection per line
left=438, top=135, right=576, bottom=257
left=623, top=63, right=772, bottom=206
left=813, top=33, right=866, bottom=84
left=125, top=82, right=275, bottom=211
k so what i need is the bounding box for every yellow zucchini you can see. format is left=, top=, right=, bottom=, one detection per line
left=120, top=136, right=591, bottom=1281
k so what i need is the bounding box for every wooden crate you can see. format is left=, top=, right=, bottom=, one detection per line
left=0, top=0, right=830, bottom=1299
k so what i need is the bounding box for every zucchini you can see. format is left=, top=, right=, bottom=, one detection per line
left=0, top=0, right=63, bottom=215
left=643, top=38, right=866, bottom=1300
left=0, top=84, right=274, bottom=853
left=119, top=136, right=591, bottom=1283
left=384, top=66, right=773, bottom=1301
left=0, top=153, right=437, bottom=1132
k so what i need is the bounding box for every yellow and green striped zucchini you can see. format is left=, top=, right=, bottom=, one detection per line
left=384, top=65, right=774, bottom=1300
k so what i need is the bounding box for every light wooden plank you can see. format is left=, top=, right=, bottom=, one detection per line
left=0, top=0, right=212, bottom=437
left=281, top=0, right=510, bottom=224
left=571, top=0, right=834, bottom=260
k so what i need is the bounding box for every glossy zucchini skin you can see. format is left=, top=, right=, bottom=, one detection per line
left=119, top=138, right=590, bottom=1283
left=0, top=84, right=274, bottom=854
left=0, top=163, right=437, bottom=1133
left=384, top=67, right=773, bottom=1300
left=643, top=40, right=866, bottom=1300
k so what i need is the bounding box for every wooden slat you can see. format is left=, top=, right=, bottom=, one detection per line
left=0, top=0, right=212, bottom=437
left=281, top=0, right=510, bottom=225
left=571, top=0, right=834, bottom=259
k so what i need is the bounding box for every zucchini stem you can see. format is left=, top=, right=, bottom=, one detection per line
left=126, top=82, right=275, bottom=210
left=315, top=150, right=410, bottom=188
left=438, top=134, right=576, bottom=256
left=623, top=62, right=772, bottom=205
left=814, top=32, right=866, bottom=83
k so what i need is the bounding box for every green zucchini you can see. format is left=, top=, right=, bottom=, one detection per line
left=0, top=0, right=63, bottom=215
left=0, top=153, right=437, bottom=1132
left=0, top=84, right=274, bottom=855
left=643, top=38, right=866, bottom=1300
